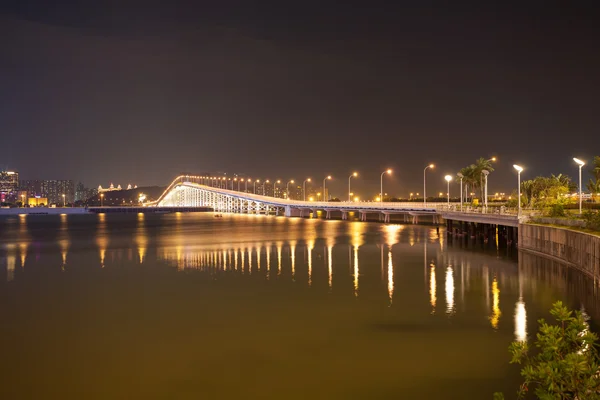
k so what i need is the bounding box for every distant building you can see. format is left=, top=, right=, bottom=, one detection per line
left=98, top=183, right=122, bottom=193
left=28, top=197, right=48, bottom=207
left=41, top=180, right=75, bottom=205
left=75, top=182, right=86, bottom=202
left=20, top=179, right=44, bottom=198
left=98, top=183, right=137, bottom=193
left=0, top=171, right=19, bottom=202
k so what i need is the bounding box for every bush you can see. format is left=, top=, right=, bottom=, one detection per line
left=495, top=301, right=600, bottom=399
left=583, top=210, right=600, bottom=231
left=546, top=203, right=566, bottom=218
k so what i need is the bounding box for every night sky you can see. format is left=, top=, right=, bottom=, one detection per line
left=1, top=1, right=599, bottom=197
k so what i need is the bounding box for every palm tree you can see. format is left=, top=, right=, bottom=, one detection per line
left=473, top=157, right=495, bottom=201
left=588, top=178, right=600, bottom=202
left=458, top=165, right=478, bottom=202
left=590, top=156, right=600, bottom=181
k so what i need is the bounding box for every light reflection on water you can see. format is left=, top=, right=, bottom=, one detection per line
left=0, top=213, right=598, bottom=399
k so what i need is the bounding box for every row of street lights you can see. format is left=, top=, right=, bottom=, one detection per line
left=198, top=156, right=587, bottom=209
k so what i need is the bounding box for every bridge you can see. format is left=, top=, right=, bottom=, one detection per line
left=150, top=175, right=522, bottom=228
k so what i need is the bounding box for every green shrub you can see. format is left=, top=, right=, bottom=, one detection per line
left=546, top=203, right=566, bottom=218
left=495, top=301, right=600, bottom=399
left=583, top=210, right=600, bottom=231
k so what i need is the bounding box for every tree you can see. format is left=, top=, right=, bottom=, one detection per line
left=474, top=157, right=495, bottom=201
left=495, top=301, right=600, bottom=399
left=590, top=156, right=600, bottom=182
left=458, top=165, right=478, bottom=202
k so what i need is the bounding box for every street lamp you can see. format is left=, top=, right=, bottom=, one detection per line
left=424, top=164, right=434, bottom=205
left=245, top=178, right=250, bottom=192
left=457, top=173, right=464, bottom=211
left=444, top=175, right=452, bottom=205
left=380, top=169, right=392, bottom=203
left=323, top=176, right=332, bottom=201
left=286, top=180, right=295, bottom=199
left=100, top=193, right=104, bottom=207
left=482, top=170, right=489, bottom=210
left=317, top=192, right=321, bottom=201
left=348, top=172, right=358, bottom=202
left=62, top=193, right=66, bottom=207
left=263, top=180, right=270, bottom=196
left=513, top=165, right=523, bottom=217
left=574, top=158, right=585, bottom=215
left=303, top=178, right=311, bottom=201
left=254, top=179, right=259, bottom=194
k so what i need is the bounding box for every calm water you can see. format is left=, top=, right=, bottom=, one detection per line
left=0, top=213, right=598, bottom=399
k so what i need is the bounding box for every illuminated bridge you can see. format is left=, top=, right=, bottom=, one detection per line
left=152, top=175, right=446, bottom=223
left=150, top=175, right=524, bottom=230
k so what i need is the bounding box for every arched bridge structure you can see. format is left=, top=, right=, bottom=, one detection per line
left=151, top=175, right=445, bottom=223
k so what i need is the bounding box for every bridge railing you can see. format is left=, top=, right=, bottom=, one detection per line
left=436, top=204, right=541, bottom=217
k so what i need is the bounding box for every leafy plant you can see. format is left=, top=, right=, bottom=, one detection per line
left=582, top=210, right=600, bottom=231
left=547, top=203, right=566, bottom=218
left=495, top=301, right=600, bottom=399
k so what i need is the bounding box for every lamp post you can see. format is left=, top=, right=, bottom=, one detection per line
left=21, top=194, right=25, bottom=207
left=482, top=170, right=489, bottom=211
left=424, top=164, right=434, bottom=205
left=513, top=165, right=523, bottom=217
left=348, top=172, right=358, bottom=202
left=574, top=158, right=585, bottom=215
left=263, top=180, right=270, bottom=196
left=246, top=178, right=250, bottom=192
left=303, top=178, right=311, bottom=201
left=380, top=169, right=392, bottom=203
left=323, top=176, right=332, bottom=201
left=62, top=193, right=66, bottom=207
left=254, top=179, right=259, bottom=194
left=100, top=193, right=104, bottom=207
left=286, top=180, right=295, bottom=199
left=444, top=175, right=452, bottom=205
left=457, top=173, right=464, bottom=211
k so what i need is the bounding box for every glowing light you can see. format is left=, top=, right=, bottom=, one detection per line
left=265, top=243, right=271, bottom=278
left=256, top=246, right=261, bottom=272
left=573, top=157, right=585, bottom=166
left=429, top=264, right=437, bottom=312
left=387, top=251, right=394, bottom=305
left=490, top=277, right=501, bottom=329
left=7, top=244, right=16, bottom=282
left=515, top=300, right=527, bottom=342
left=19, top=242, right=28, bottom=267
left=445, top=266, right=454, bottom=315
left=241, top=248, right=245, bottom=273
left=307, top=239, right=314, bottom=286
left=277, top=242, right=282, bottom=275
left=136, top=212, right=147, bottom=263
left=513, top=164, right=523, bottom=173
left=290, top=242, right=296, bottom=280
left=327, top=243, right=333, bottom=290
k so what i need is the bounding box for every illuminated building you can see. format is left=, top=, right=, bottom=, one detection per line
left=0, top=171, right=19, bottom=202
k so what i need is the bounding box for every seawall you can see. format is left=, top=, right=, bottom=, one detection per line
left=0, top=207, right=90, bottom=215
left=519, top=223, right=600, bottom=279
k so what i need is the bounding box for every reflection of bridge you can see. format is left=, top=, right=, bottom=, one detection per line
left=153, top=176, right=445, bottom=223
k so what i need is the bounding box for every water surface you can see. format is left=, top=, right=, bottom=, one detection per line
left=0, top=213, right=597, bottom=399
